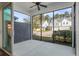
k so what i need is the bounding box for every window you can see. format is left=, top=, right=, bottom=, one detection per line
left=66, top=22, right=68, bottom=24
left=63, top=22, right=65, bottom=24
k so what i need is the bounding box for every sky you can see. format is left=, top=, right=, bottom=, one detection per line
left=44, top=12, right=53, bottom=17
left=14, top=11, right=30, bottom=22
left=14, top=7, right=71, bottom=22
left=44, top=8, right=71, bottom=17
left=54, top=8, right=72, bottom=15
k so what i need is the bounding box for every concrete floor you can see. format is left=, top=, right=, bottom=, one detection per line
left=13, top=40, right=75, bottom=56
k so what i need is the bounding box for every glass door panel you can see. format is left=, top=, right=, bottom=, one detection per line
left=2, top=3, right=12, bottom=53
left=53, top=8, right=72, bottom=46
left=42, top=12, right=53, bottom=42
left=32, top=15, right=41, bottom=40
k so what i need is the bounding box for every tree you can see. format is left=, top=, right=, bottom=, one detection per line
left=45, top=15, right=49, bottom=21
left=60, top=14, right=64, bottom=18
left=54, top=13, right=60, bottom=19
left=23, top=18, right=30, bottom=24
left=33, top=15, right=41, bottom=29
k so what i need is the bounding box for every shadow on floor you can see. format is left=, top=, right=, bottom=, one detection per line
left=0, top=49, right=9, bottom=56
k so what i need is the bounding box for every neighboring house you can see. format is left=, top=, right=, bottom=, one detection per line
left=54, top=20, right=60, bottom=31
left=61, top=18, right=71, bottom=27
left=42, top=17, right=71, bottom=31
left=42, top=20, right=49, bottom=28
left=42, top=20, right=49, bottom=31
left=54, top=18, right=71, bottom=31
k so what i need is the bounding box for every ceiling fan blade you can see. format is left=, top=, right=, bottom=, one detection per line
left=32, top=2, right=36, bottom=4
left=30, top=5, right=36, bottom=8
left=37, top=5, right=40, bottom=10
left=40, top=4, right=47, bottom=8
left=32, top=2, right=41, bottom=3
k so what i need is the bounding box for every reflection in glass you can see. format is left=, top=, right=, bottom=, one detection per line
left=32, top=15, right=41, bottom=40
left=3, top=6, right=12, bottom=53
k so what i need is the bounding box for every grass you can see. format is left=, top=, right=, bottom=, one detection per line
left=32, top=34, right=72, bottom=46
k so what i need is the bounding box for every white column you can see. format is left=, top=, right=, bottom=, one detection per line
left=76, top=2, right=79, bottom=56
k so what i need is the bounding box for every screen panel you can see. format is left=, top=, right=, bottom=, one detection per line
left=32, top=15, right=41, bottom=40
left=14, top=11, right=31, bottom=43
left=53, top=8, right=72, bottom=46
left=42, top=12, right=53, bottom=42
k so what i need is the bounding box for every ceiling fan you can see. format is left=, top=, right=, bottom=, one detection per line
left=30, top=2, right=47, bottom=10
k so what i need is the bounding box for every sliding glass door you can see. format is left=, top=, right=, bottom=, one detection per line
left=53, top=8, right=72, bottom=46
left=32, top=15, right=41, bottom=40
left=2, top=3, right=12, bottom=53
left=42, top=12, right=53, bottom=42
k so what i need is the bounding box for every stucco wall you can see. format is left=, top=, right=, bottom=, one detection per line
left=0, top=8, right=2, bottom=48
left=76, top=2, right=79, bottom=56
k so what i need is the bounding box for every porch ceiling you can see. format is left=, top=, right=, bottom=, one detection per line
left=13, top=2, right=51, bottom=11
